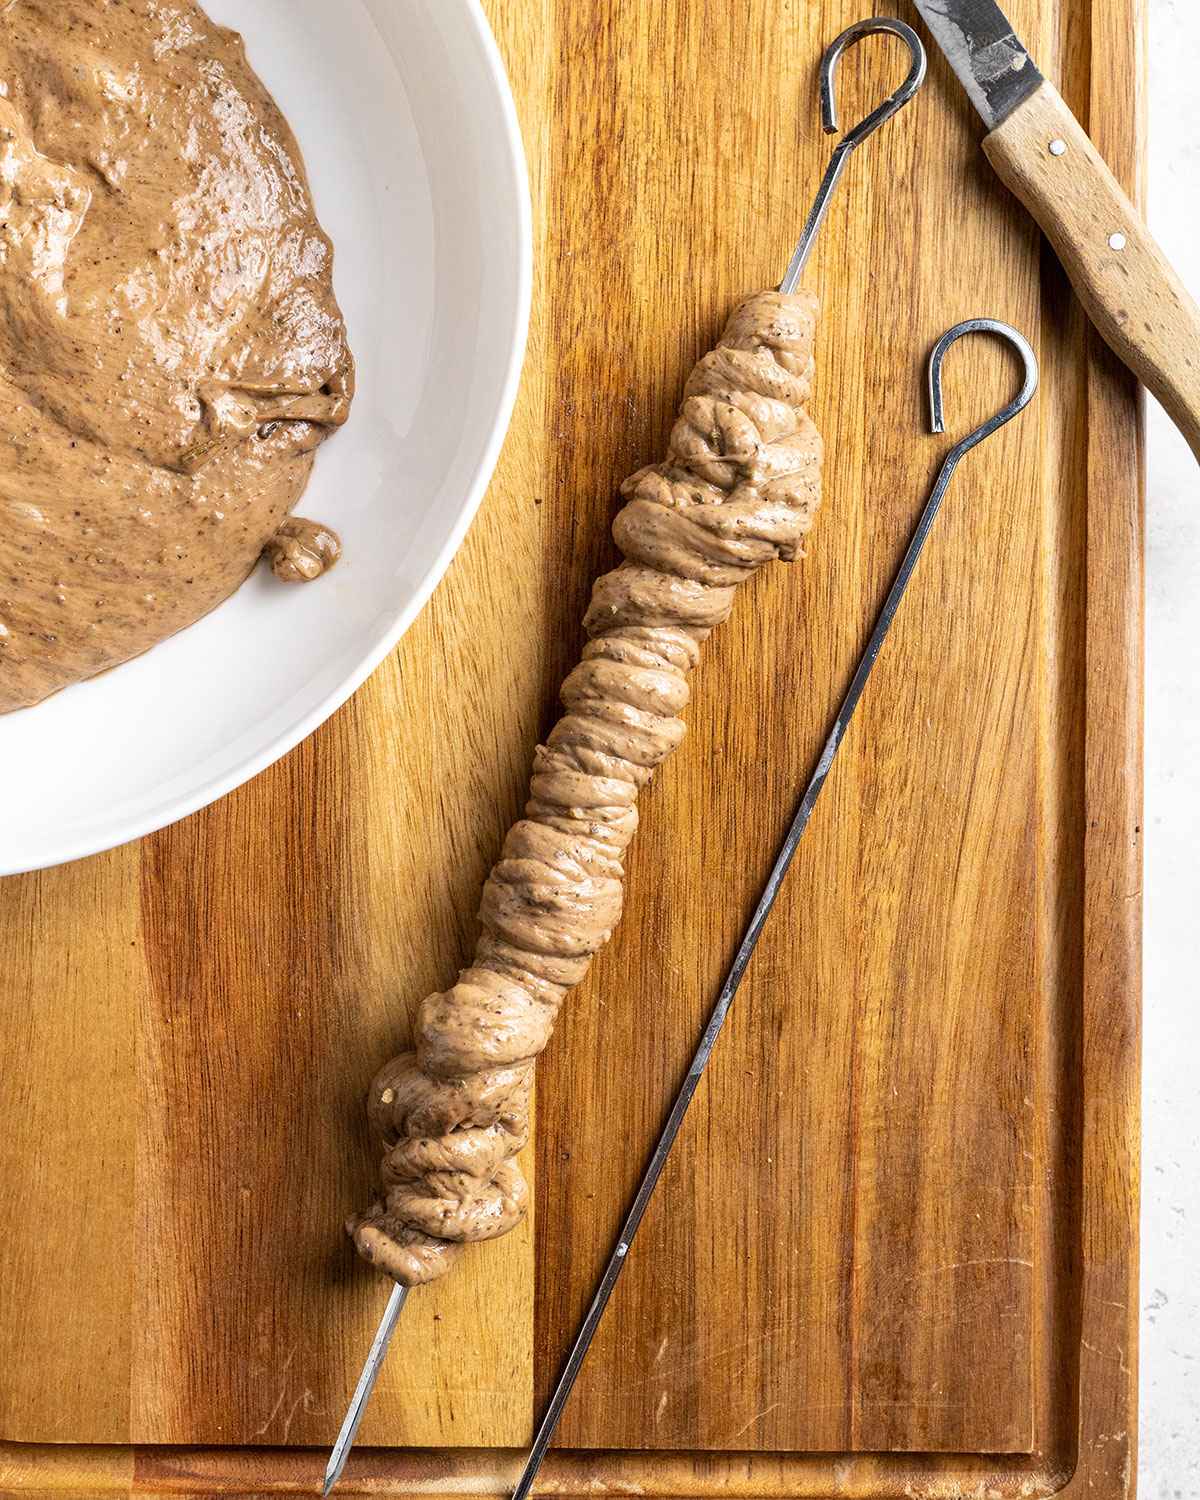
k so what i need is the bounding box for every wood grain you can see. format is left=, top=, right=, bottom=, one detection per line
left=985, top=79, right=1200, bottom=464
left=533, top=0, right=1047, bottom=1455
left=0, top=0, right=1143, bottom=1494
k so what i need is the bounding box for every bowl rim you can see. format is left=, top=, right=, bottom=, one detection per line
left=6, top=0, right=532, bottom=878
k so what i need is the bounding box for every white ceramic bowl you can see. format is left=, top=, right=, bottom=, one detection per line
left=0, top=0, right=530, bottom=876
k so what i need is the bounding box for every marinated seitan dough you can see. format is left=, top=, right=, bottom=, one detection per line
left=0, top=0, right=353, bottom=713
left=265, top=517, right=342, bottom=583
left=349, top=290, right=823, bottom=1286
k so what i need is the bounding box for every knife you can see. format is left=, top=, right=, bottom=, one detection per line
left=913, top=0, right=1200, bottom=463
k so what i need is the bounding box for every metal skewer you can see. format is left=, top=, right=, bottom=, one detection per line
left=323, top=1282, right=408, bottom=1496
left=509, top=317, right=1039, bottom=1500
left=780, top=17, right=926, bottom=294
left=326, top=18, right=926, bottom=1496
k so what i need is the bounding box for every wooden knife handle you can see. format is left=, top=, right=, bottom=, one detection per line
left=984, top=78, right=1200, bottom=463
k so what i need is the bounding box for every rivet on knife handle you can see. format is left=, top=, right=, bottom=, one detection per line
left=914, top=0, right=1200, bottom=465
left=509, top=318, right=1039, bottom=1500
left=982, top=80, right=1200, bottom=463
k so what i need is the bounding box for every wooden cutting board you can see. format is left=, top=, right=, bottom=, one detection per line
left=0, top=0, right=1143, bottom=1495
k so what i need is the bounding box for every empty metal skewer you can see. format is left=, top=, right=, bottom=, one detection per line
left=324, top=18, right=925, bottom=1496
left=508, top=318, right=1039, bottom=1500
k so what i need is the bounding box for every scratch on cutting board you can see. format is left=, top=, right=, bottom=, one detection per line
left=727, top=1401, right=782, bottom=1441
left=624, top=1258, right=1035, bottom=1401
left=1081, top=1339, right=1131, bottom=1376
left=858, top=1258, right=1034, bottom=1349
left=280, top=1388, right=318, bottom=1441
left=255, top=1344, right=299, bottom=1436
left=923, top=1256, right=1033, bottom=1276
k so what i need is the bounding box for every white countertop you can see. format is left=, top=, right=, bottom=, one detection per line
left=1142, top=2, right=1198, bottom=1494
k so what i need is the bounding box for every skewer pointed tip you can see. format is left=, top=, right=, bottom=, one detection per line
left=322, top=1281, right=411, bottom=1497
left=323, top=1442, right=347, bottom=1497
left=510, top=1461, right=537, bottom=1500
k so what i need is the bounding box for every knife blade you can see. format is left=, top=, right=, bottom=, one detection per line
left=912, top=0, right=1041, bottom=130
left=912, top=0, right=1200, bottom=465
